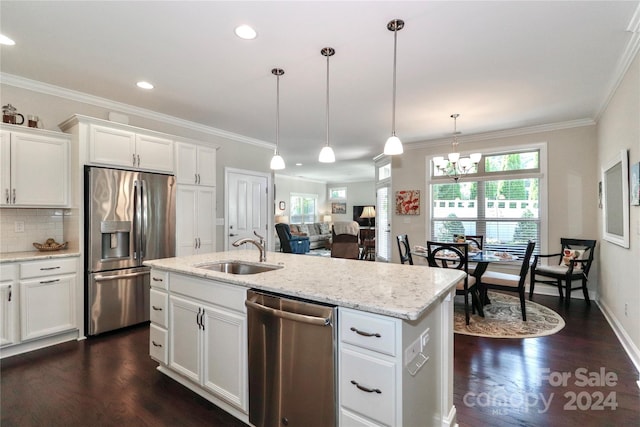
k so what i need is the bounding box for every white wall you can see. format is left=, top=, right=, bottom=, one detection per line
left=274, top=175, right=328, bottom=222
left=327, top=180, right=376, bottom=223
left=596, top=51, right=640, bottom=370
left=0, top=83, right=274, bottom=251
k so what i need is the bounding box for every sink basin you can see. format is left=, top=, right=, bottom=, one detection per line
left=195, top=261, right=282, bottom=275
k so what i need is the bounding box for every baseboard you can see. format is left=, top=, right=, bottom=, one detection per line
left=596, top=298, right=640, bottom=378
left=0, top=330, right=79, bottom=359
left=442, top=405, right=457, bottom=427
left=530, top=284, right=596, bottom=301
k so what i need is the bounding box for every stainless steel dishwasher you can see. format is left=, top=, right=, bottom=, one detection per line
left=246, top=289, right=337, bottom=427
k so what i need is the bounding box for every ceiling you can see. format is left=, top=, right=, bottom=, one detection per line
left=1, top=1, right=639, bottom=182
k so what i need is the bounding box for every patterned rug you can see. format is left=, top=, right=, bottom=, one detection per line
left=454, top=291, right=565, bottom=338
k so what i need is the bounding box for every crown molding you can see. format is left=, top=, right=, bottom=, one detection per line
left=0, top=72, right=274, bottom=150
left=405, top=118, right=596, bottom=150
left=595, top=2, right=640, bottom=121
left=274, top=173, right=327, bottom=185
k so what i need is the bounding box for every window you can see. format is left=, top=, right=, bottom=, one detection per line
left=290, top=193, right=317, bottom=224
left=430, top=149, right=543, bottom=257
left=329, top=187, right=346, bottom=200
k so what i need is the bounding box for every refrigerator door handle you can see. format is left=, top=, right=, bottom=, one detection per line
left=134, top=180, right=142, bottom=263
left=140, top=179, right=148, bottom=261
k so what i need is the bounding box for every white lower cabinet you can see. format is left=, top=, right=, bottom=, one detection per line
left=19, top=258, right=77, bottom=341
left=0, top=264, right=18, bottom=347
left=151, top=270, right=247, bottom=414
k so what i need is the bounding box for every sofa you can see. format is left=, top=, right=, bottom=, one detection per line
left=288, top=223, right=332, bottom=249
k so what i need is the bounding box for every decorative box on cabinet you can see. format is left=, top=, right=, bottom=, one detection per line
left=0, top=125, right=70, bottom=207
left=175, top=141, right=216, bottom=186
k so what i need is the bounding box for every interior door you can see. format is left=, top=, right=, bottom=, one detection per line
left=225, top=169, right=270, bottom=251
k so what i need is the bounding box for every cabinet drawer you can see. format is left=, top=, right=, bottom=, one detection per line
left=150, top=289, right=168, bottom=327
left=170, top=273, right=245, bottom=312
left=149, top=324, right=168, bottom=364
left=20, top=258, right=77, bottom=279
left=340, top=408, right=383, bottom=427
left=0, top=263, right=17, bottom=281
left=340, top=308, right=397, bottom=356
left=150, top=269, right=168, bottom=290
left=340, top=348, right=396, bottom=426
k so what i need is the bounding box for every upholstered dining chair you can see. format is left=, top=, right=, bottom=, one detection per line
left=529, top=238, right=596, bottom=305
left=426, top=241, right=481, bottom=325
left=331, top=221, right=360, bottom=259
left=396, top=234, right=413, bottom=265
left=478, top=240, right=536, bottom=321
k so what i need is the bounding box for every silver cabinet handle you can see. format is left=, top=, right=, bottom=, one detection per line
left=40, top=266, right=61, bottom=271
left=350, top=326, right=381, bottom=338
left=194, top=174, right=198, bottom=184
left=132, top=153, right=136, bottom=166
left=151, top=341, right=162, bottom=347
left=152, top=305, right=163, bottom=311
left=350, top=380, right=382, bottom=394
left=5, top=189, right=8, bottom=204
left=137, top=154, right=140, bottom=167
left=152, top=277, right=163, bottom=282
left=12, top=188, right=15, bottom=204
left=40, top=279, right=60, bottom=284
left=197, top=174, right=201, bottom=184
left=7, top=285, right=11, bottom=302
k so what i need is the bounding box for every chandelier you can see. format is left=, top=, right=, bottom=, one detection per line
left=433, top=114, right=481, bottom=182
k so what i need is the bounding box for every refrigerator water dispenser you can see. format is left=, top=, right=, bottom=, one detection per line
left=100, top=220, right=130, bottom=259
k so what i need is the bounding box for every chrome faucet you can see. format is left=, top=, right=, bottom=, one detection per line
left=232, top=231, right=266, bottom=262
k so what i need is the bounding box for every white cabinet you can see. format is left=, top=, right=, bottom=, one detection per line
left=153, top=271, right=247, bottom=413
left=175, top=142, right=216, bottom=186
left=88, top=123, right=174, bottom=172
left=0, top=264, right=18, bottom=347
left=0, top=126, right=69, bottom=207
left=19, top=258, right=77, bottom=341
left=176, top=185, right=215, bottom=256
left=149, top=269, right=169, bottom=364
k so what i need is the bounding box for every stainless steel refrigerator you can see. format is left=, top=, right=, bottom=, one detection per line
left=85, top=166, right=175, bottom=336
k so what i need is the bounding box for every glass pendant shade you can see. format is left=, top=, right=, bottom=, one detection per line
left=470, top=152, right=482, bottom=163
left=384, top=135, right=403, bottom=155
left=270, top=152, right=285, bottom=170
left=448, top=152, right=460, bottom=163
left=319, top=146, right=336, bottom=163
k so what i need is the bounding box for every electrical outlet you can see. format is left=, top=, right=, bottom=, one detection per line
left=14, top=221, right=24, bottom=233
left=404, top=337, right=421, bottom=365
left=420, top=328, right=430, bottom=350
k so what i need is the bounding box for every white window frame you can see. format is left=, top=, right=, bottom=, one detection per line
left=328, top=187, right=347, bottom=200
left=426, top=142, right=548, bottom=267
left=290, top=192, right=318, bottom=224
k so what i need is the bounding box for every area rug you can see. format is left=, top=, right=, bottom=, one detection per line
left=454, top=292, right=565, bottom=338
left=306, top=248, right=331, bottom=257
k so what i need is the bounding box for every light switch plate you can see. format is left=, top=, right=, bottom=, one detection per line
left=14, top=221, right=24, bottom=233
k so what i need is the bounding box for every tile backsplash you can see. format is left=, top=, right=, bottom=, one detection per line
left=0, top=208, right=66, bottom=253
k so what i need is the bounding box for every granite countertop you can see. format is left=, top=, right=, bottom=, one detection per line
left=0, top=250, right=81, bottom=263
left=144, top=250, right=464, bottom=321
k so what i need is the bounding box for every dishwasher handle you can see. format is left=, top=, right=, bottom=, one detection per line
left=245, top=299, right=331, bottom=326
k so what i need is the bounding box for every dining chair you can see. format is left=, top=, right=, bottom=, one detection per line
left=477, top=240, right=536, bottom=321
left=465, top=235, right=484, bottom=250
left=426, top=241, right=481, bottom=325
left=529, top=238, right=596, bottom=305
left=396, top=234, right=413, bottom=265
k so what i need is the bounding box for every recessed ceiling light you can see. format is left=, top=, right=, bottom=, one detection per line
left=296, top=163, right=302, bottom=166
left=0, top=34, right=16, bottom=46
left=136, top=81, right=154, bottom=90
left=235, top=25, right=257, bottom=40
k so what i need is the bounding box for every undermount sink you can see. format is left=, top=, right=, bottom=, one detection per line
left=195, top=261, right=282, bottom=275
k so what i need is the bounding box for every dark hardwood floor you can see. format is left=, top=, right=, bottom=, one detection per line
left=1, top=294, right=638, bottom=426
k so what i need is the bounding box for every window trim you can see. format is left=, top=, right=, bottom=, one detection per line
left=426, top=142, right=548, bottom=267
left=328, top=186, right=347, bottom=200
left=290, top=192, right=318, bottom=224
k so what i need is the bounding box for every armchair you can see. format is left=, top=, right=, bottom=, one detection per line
left=275, top=223, right=310, bottom=254
left=529, top=238, right=596, bottom=305
left=331, top=221, right=360, bottom=259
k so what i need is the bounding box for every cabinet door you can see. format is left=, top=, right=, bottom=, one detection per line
left=135, top=134, right=174, bottom=172
left=10, top=133, right=69, bottom=206
left=196, top=187, right=216, bottom=254
left=89, top=124, right=136, bottom=168
left=0, top=132, right=9, bottom=206
left=202, top=305, right=247, bottom=410
left=176, top=186, right=198, bottom=256
left=0, top=282, right=16, bottom=346
left=169, top=295, right=201, bottom=383
left=175, top=142, right=198, bottom=185
left=197, top=146, right=216, bottom=187
left=20, top=274, right=76, bottom=341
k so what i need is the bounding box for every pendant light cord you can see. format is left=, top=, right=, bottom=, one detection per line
left=326, top=52, right=330, bottom=147
left=391, top=25, right=398, bottom=136
left=276, top=72, right=280, bottom=154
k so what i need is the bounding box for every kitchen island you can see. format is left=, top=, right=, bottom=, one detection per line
left=145, top=250, right=464, bottom=427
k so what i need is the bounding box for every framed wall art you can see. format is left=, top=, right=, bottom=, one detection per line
left=395, top=190, right=420, bottom=215
left=602, top=150, right=629, bottom=248
left=331, top=202, right=347, bottom=214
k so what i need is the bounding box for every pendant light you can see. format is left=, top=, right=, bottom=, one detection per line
left=384, top=19, right=404, bottom=155
left=270, top=68, right=286, bottom=170
left=319, top=47, right=336, bottom=163
left=433, top=114, right=482, bottom=182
